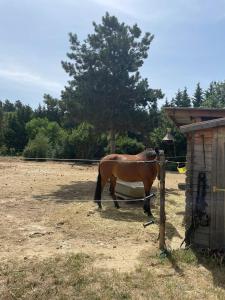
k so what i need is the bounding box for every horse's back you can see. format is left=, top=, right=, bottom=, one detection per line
left=101, top=153, right=138, bottom=162
left=99, top=153, right=157, bottom=182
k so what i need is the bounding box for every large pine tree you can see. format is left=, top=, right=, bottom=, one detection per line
left=61, top=12, right=163, bottom=152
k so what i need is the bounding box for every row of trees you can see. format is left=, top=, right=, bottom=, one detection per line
left=1, top=79, right=224, bottom=159
left=0, top=98, right=148, bottom=158
left=166, top=81, right=225, bottom=108
left=1, top=13, right=225, bottom=159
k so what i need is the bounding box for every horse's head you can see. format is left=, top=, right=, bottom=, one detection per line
left=144, top=147, right=160, bottom=180
left=144, top=148, right=157, bottom=160
left=154, top=147, right=161, bottom=180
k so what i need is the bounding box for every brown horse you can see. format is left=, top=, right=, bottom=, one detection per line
left=94, top=148, right=160, bottom=216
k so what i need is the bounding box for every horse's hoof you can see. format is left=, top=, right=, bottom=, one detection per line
left=148, top=214, right=155, bottom=220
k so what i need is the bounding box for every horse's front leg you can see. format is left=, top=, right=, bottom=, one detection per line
left=143, top=182, right=153, bottom=217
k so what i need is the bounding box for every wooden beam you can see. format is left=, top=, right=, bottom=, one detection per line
left=180, top=118, right=225, bottom=133
left=159, top=151, right=166, bottom=251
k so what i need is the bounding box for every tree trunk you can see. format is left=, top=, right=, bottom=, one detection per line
left=109, top=128, right=116, bottom=153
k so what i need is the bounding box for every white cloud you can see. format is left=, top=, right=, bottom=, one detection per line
left=90, top=0, right=144, bottom=19
left=0, top=68, right=63, bottom=91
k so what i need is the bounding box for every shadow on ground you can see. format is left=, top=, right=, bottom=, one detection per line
left=193, top=249, right=225, bottom=291
left=166, top=221, right=183, bottom=240
left=99, top=204, right=149, bottom=223
left=33, top=180, right=97, bottom=203
left=33, top=180, right=152, bottom=223
left=166, top=188, right=180, bottom=197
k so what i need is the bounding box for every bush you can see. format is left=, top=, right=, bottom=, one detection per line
left=0, top=145, right=8, bottom=155
left=69, top=122, right=97, bottom=159
left=115, top=135, right=145, bottom=154
left=23, top=133, right=50, bottom=158
left=52, top=132, right=75, bottom=159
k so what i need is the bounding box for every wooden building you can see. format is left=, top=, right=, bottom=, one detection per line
left=166, top=108, right=225, bottom=249
left=180, top=118, right=225, bottom=249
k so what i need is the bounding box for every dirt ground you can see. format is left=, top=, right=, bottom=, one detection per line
left=0, top=158, right=185, bottom=272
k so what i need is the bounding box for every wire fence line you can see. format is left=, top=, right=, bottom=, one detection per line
left=0, top=154, right=186, bottom=161
left=166, top=160, right=187, bottom=164
left=21, top=157, right=187, bottom=164
left=1, top=155, right=188, bottom=169
left=22, top=157, right=159, bottom=163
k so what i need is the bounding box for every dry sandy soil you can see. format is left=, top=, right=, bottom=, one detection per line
left=2, top=158, right=225, bottom=299
left=0, top=158, right=185, bottom=272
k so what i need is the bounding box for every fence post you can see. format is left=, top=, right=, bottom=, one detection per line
left=159, top=150, right=166, bottom=251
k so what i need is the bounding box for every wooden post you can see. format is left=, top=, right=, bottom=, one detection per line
left=159, top=151, right=166, bottom=251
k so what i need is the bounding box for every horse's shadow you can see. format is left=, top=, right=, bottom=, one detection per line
left=99, top=201, right=150, bottom=223
left=33, top=180, right=150, bottom=223
left=33, top=180, right=97, bottom=203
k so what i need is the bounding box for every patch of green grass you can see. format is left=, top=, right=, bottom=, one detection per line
left=170, top=249, right=198, bottom=265
left=0, top=254, right=133, bottom=300
left=1, top=251, right=225, bottom=299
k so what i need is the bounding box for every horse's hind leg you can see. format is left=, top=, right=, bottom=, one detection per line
left=110, top=176, right=120, bottom=209
left=98, top=177, right=109, bottom=209
left=94, top=173, right=108, bottom=209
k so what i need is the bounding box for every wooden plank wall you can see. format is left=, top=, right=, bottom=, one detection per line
left=186, top=129, right=213, bottom=248
left=185, top=134, right=194, bottom=238
left=211, top=127, right=225, bottom=249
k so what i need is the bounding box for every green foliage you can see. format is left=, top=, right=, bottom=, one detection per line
left=181, top=87, right=191, bottom=107
left=0, top=101, right=33, bottom=153
left=193, top=82, right=203, bottom=107
left=26, top=117, right=64, bottom=146
left=52, top=132, right=75, bottom=158
left=25, top=117, right=74, bottom=159
left=202, top=81, right=225, bottom=108
left=149, top=109, right=186, bottom=159
left=171, top=88, right=191, bottom=107
left=3, top=112, right=27, bottom=152
left=170, top=249, right=198, bottom=265
left=0, top=145, right=8, bottom=155
left=26, top=118, right=49, bottom=139
left=2, top=99, right=15, bottom=112
left=69, top=122, right=97, bottom=158
left=115, top=135, right=145, bottom=154
left=23, top=133, right=50, bottom=158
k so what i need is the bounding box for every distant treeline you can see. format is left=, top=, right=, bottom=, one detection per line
left=0, top=80, right=224, bottom=159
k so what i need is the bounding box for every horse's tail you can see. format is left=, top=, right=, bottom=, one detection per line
left=94, top=167, right=102, bottom=201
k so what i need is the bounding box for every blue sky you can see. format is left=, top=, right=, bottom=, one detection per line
left=0, top=0, right=225, bottom=108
